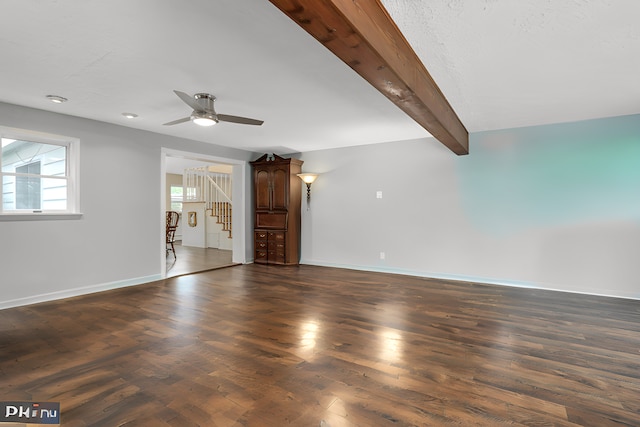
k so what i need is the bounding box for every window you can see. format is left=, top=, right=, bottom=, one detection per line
left=170, top=185, right=183, bottom=212
left=16, top=161, right=42, bottom=209
left=1, top=126, right=79, bottom=218
left=169, top=185, right=196, bottom=213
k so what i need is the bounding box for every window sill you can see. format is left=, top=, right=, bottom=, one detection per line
left=0, top=213, right=83, bottom=221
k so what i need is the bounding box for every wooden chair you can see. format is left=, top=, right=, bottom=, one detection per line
left=166, top=211, right=180, bottom=258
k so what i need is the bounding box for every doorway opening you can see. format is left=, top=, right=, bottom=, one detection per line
left=161, top=149, right=247, bottom=277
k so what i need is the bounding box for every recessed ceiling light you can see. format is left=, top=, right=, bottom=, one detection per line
left=46, top=95, right=68, bottom=104
left=122, top=112, right=138, bottom=119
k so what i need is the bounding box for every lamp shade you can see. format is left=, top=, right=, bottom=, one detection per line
left=297, top=173, right=318, bottom=184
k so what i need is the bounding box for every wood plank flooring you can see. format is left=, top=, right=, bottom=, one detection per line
left=166, top=241, right=236, bottom=278
left=1, top=265, right=639, bottom=426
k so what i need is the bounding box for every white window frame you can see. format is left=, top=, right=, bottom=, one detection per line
left=0, top=126, right=81, bottom=221
left=170, top=184, right=184, bottom=213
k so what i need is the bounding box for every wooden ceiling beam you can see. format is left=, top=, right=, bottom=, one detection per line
left=268, top=0, right=469, bottom=155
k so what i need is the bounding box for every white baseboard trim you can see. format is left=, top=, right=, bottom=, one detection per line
left=0, top=274, right=163, bottom=310
left=300, top=259, right=639, bottom=301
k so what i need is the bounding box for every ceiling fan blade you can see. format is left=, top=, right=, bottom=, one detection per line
left=173, top=90, right=201, bottom=110
left=217, top=114, right=264, bottom=126
left=163, top=117, right=191, bottom=126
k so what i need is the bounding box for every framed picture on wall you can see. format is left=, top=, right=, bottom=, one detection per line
left=188, top=211, right=197, bottom=227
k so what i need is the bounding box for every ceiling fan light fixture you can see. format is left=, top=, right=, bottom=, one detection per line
left=191, top=111, right=218, bottom=127
left=165, top=91, right=262, bottom=127
left=192, top=117, right=217, bottom=127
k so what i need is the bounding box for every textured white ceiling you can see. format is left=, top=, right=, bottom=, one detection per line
left=1, top=0, right=638, bottom=155
left=381, top=0, right=640, bottom=132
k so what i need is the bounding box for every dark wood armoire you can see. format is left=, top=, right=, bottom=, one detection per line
left=250, top=154, right=303, bottom=265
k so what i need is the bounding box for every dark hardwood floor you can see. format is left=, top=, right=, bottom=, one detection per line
left=166, top=241, right=236, bottom=278
left=1, top=265, right=639, bottom=426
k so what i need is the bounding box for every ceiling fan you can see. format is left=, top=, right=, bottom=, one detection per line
left=163, top=90, right=264, bottom=127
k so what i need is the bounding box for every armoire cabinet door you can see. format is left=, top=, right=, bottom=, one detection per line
left=255, top=168, right=271, bottom=210
left=271, top=167, right=289, bottom=210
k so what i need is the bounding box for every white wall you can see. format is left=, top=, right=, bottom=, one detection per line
left=298, top=114, right=640, bottom=299
left=3, top=101, right=638, bottom=306
left=181, top=202, right=206, bottom=247
left=0, top=102, right=256, bottom=308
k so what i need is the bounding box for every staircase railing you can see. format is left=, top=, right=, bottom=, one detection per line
left=183, top=167, right=232, bottom=238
